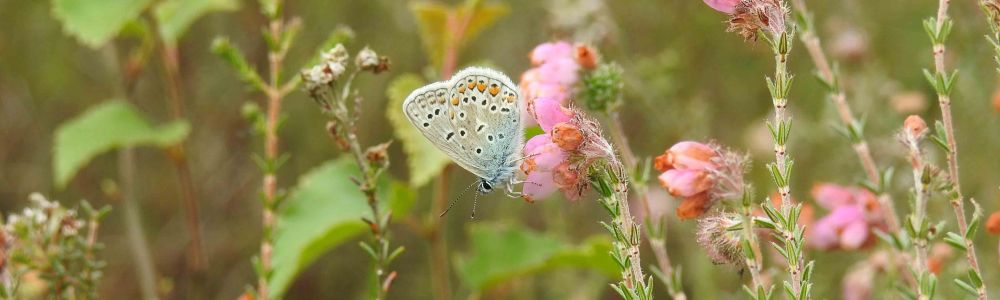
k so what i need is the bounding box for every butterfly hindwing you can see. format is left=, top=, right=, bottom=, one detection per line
left=403, top=67, right=522, bottom=183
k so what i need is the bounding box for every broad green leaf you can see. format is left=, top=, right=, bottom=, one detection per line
left=154, top=0, right=238, bottom=45
left=386, top=74, right=452, bottom=187
left=269, top=158, right=414, bottom=299
left=53, top=100, right=190, bottom=188
left=455, top=223, right=618, bottom=291
left=410, top=1, right=509, bottom=69
left=51, top=0, right=155, bottom=48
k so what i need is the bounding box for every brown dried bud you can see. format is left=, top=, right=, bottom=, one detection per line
left=364, top=141, right=392, bottom=168
left=326, top=121, right=350, bottom=150
left=552, top=162, right=579, bottom=188
left=551, top=122, right=584, bottom=151
left=987, top=211, right=1000, bottom=235
left=903, top=115, right=928, bottom=139
left=677, top=192, right=712, bottom=220
left=727, top=0, right=787, bottom=41
left=575, top=44, right=599, bottom=70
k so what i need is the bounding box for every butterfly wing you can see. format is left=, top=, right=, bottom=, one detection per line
left=403, top=67, right=522, bottom=181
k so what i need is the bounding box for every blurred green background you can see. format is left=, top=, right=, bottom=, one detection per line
left=1, top=0, right=999, bottom=299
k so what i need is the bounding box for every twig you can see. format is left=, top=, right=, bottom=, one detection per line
left=924, top=1, right=987, bottom=298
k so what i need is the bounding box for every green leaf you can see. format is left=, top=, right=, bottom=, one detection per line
left=269, top=158, right=414, bottom=299
left=53, top=100, right=190, bottom=188
left=386, top=74, right=452, bottom=187
left=51, top=0, right=155, bottom=48
left=153, top=0, right=239, bottom=45
left=455, top=223, right=618, bottom=291
left=410, top=1, right=509, bottom=69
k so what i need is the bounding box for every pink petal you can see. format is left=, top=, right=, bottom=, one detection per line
left=533, top=98, right=574, bottom=132
left=658, top=169, right=712, bottom=197
left=523, top=171, right=558, bottom=202
left=536, top=57, right=580, bottom=85
left=812, top=183, right=856, bottom=209
left=808, top=219, right=839, bottom=250
left=667, top=141, right=718, bottom=170
left=530, top=42, right=574, bottom=65
left=703, top=0, right=740, bottom=14
left=839, top=221, right=870, bottom=250
left=523, top=134, right=550, bottom=155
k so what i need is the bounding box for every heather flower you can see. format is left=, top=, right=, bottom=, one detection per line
left=520, top=105, right=618, bottom=202
left=520, top=41, right=584, bottom=127
left=903, top=115, right=928, bottom=139
left=655, top=141, right=746, bottom=220
left=808, top=183, right=887, bottom=250
left=575, top=44, right=599, bottom=69
left=987, top=211, right=1000, bottom=235
left=717, top=0, right=788, bottom=41
left=703, top=0, right=740, bottom=14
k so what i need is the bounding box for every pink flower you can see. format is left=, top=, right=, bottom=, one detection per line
left=536, top=57, right=580, bottom=85
left=703, top=0, right=740, bottom=14
left=658, top=169, right=712, bottom=197
left=532, top=97, right=574, bottom=132
left=530, top=42, right=574, bottom=65
left=808, top=183, right=887, bottom=250
left=655, top=141, right=718, bottom=171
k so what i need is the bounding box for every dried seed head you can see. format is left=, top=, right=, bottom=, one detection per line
left=322, top=44, right=350, bottom=65
left=727, top=0, right=788, bottom=41
left=364, top=141, right=392, bottom=169
left=552, top=162, right=579, bottom=189
left=695, top=212, right=744, bottom=266
left=355, top=47, right=390, bottom=73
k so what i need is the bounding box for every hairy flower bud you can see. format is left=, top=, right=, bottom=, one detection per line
left=552, top=162, right=579, bottom=189
left=903, top=115, right=928, bottom=139
left=695, top=212, right=743, bottom=265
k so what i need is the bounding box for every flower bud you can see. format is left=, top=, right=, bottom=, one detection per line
left=987, top=211, right=1000, bottom=235
left=903, top=115, right=928, bottom=139
left=364, top=141, right=391, bottom=169
left=659, top=169, right=713, bottom=197
left=355, top=47, right=378, bottom=68
left=666, top=141, right=718, bottom=171
left=551, top=122, right=584, bottom=151
left=533, top=98, right=574, bottom=132
left=703, top=0, right=740, bottom=14
left=695, top=212, right=742, bottom=266
left=653, top=152, right=673, bottom=172
left=678, top=192, right=713, bottom=220
left=575, top=44, right=599, bottom=70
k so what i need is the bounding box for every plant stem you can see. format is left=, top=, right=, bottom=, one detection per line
left=905, top=133, right=932, bottom=300
left=594, top=163, right=650, bottom=299
left=927, top=1, right=987, bottom=298
left=606, top=112, right=684, bottom=299
left=429, top=166, right=452, bottom=300
left=790, top=0, right=900, bottom=232
left=258, top=13, right=288, bottom=300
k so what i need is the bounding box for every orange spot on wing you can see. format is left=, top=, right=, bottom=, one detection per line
left=458, top=85, right=466, bottom=93
left=477, top=82, right=486, bottom=92
left=451, top=97, right=460, bottom=106
left=489, top=86, right=500, bottom=96
left=467, top=81, right=476, bottom=89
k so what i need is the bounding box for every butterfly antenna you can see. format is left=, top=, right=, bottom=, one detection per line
left=439, top=180, right=478, bottom=217
left=471, top=192, right=479, bottom=219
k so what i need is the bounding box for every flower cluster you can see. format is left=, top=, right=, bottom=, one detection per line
left=520, top=42, right=598, bottom=126
left=2, top=193, right=109, bottom=299
left=302, top=44, right=389, bottom=93
left=654, top=141, right=747, bottom=220
left=520, top=102, right=617, bottom=202
left=808, top=184, right=888, bottom=250
left=703, top=0, right=788, bottom=41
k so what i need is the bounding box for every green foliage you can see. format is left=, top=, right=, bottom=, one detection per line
left=385, top=74, right=452, bottom=187
left=153, top=0, right=239, bottom=45
left=269, top=158, right=414, bottom=299
left=410, top=0, right=509, bottom=69
left=455, top=222, right=618, bottom=291
left=53, top=100, right=190, bottom=188
left=51, top=0, right=154, bottom=48
left=580, top=63, right=625, bottom=112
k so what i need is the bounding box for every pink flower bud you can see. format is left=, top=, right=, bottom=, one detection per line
left=533, top=97, right=574, bottom=133
left=522, top=139, right=566, bottom=175
left=530, top=42, right=574, bottom=65
left=658, top=169, right=713, bottom=197
left=811, top=183, right=856, bottom=210
left=703, top=0, right=740, bottom=14
left=666, top=141, right=718, bottom=171
left=523, top=170, right=558, bottom=203
left=903, top=115, right=928, bottom=138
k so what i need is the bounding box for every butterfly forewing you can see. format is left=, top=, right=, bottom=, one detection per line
left=403, top=67, right=522, bottom=183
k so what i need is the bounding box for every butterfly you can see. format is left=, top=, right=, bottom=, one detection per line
left=403, top=67, right=525, bottom=213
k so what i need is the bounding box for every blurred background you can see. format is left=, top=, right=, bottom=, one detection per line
left=1, top=0, right=999, bottom=299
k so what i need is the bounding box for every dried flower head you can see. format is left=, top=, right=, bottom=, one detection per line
left=551, top=122, right=584, bottom=151
left=984, top=0, right=1000, bottom=27
left=696, top=212, right=744, bottom=266
left=322, top=44, right=350, bottom=65
left=726, top=0, right=788, bottom=41
left=355, top=46, right=390, bottom=74
left=364, top=141, right=392, bottom=169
